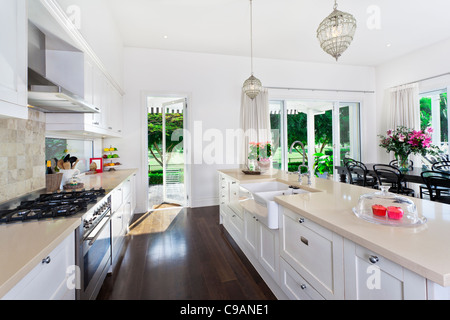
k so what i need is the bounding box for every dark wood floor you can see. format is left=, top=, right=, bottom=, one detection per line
left=97, top=206, right=277, bottom=300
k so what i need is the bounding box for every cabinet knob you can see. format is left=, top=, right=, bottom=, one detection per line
left=298, top=218, right=305, bottom=224
left=369, top=255, right=379, bottom=264
left=300, top=284, right=307, bottom=290
left=42, top=256, right=51, bottom=264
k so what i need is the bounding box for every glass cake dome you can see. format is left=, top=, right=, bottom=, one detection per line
left=353, top=186, right=427, bottom=227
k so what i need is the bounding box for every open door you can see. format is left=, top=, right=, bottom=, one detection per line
left=162, top=98, right=186, bottom=206
left=148, top=97, right=187, bottom=209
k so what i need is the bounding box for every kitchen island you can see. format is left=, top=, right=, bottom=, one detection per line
left=218, top=168, right=450, bottom=300
left=0, top=169, right=137, bottom=299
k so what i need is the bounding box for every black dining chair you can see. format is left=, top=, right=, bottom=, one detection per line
left=432, top=160, right=450, bottom=172
left=344, top=158, right=377, bottom=188
left=389, top=159, right=414, bottom=170
left=421, top=171, right=450, bottom=204
left=421, top=160, right=450, bottom=199
left=423, top=161, right=450, bottom=199
left=373, top=164, right=415, bottom=197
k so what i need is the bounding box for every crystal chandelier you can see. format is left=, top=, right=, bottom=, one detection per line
left=243, top=0, right=262, bottom=100
left=317, top=0, right=357, bottom=61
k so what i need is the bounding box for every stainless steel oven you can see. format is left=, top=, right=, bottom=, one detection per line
left=76, top=195, right=111, bottom=300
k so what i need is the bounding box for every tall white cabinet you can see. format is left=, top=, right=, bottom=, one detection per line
left=0, top=0, right=28, bottom=119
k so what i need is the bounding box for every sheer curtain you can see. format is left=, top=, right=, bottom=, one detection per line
left=388, top=83, right=420, bottom=164
left=239, top=88, right=271, bottom=167
left=388, top=83, right=420, bottom=131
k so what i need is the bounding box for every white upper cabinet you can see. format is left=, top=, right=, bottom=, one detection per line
left=0, top=0, right=28, bottom=119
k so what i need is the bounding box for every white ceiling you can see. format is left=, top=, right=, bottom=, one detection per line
left=108, top=0, right=450, bottom=67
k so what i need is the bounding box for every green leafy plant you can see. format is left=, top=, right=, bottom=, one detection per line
left=313, top=152, right=333, bottom=177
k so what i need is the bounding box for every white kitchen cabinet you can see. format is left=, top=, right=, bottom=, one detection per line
left=2, top=233, right=75, bottom=300
left=243, top=210, right=258, bottom=254
left=279, top=207, right=344, bottom=300
left=219, top=173, right=244, bottom=240
left=258, top=219, right=279, bottom=282
left=110, top=175, right=135, bottom=271
left=243, top=209, right=280, bottom=283
left=130, top=173, right=137, bottom=213
left=0, top=0, right=28, bottom=119
left=45, top=58, right=123, bottom=138
left=111, top=204, right=124, bottom=271
left=343, top=239, right=427, bottom=300
left=279, top=258, right=324, bottom=300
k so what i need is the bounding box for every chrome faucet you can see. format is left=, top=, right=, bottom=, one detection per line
left=289, top=141, right=311, bottom=185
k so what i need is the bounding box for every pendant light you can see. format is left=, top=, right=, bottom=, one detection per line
left=317, top=0, right=357, bottom=61
left=243, top=0, right=262, bottom=100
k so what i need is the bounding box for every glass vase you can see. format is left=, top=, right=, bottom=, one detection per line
left=396, top=154, right=410, bottom=172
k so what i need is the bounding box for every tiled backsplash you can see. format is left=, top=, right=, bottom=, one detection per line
left=0, top=110, right=46, bottom=203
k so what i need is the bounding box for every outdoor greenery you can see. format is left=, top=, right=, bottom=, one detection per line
left=420, top=93, right=448, bottom=143
left=271, top=106, right=354, bottom=175
left=148, top=113, right=184, bottom=167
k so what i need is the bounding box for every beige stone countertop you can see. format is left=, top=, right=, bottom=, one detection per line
left=79, top=169, right=138, bottom=193
left=219, top=168, right=450, bottom=287
left=0, top=169, right=138, bottom=298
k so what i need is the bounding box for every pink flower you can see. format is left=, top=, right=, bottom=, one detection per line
left=398, top=133, right=406, bottom=142
left=387, top=129, right=393, bottom=137
left=425, top=127, right=434, bottom=136
left=422, top=136, right=432, bottom=148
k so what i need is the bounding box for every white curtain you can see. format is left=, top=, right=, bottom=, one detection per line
left=387, top=83, right=420, bottom=164
left=388, top=83, right=420, bottom=131
left=239, top=88, right=271, bottom=167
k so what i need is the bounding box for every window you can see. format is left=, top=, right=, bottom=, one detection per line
left=420, top=89, right=448, bottom=156
left=269, top=99, right=361, bottom=177
left=45, top=138, right=94, bottom=172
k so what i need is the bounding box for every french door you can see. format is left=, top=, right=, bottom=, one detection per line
left=270, top=99, right=361, bottom=179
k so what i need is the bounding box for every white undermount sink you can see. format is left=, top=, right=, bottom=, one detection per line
left=240, top=182, right=310, bottom=230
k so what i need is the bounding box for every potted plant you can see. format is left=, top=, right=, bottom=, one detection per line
left=248, top=142, right=272, bottom=172
left=379, top=126, right=439, bottom=171
left=313, top=152, right=333, bottom=178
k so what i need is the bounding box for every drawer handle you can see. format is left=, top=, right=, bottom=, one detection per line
left=42, top=256, right=51, bottom=264
left=369, top=255, right=379, bottom=264
left=298, top=218, right=305, bottom=224
left=300, top=236, right=309, bottom=246
left=300, top=284, right=307, bottom=290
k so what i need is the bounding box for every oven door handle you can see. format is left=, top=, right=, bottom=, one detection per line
left=86, top=214, right=111, bottom=246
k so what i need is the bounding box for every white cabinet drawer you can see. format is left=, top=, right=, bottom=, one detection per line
left=280, top=259, right=324, bottom=300
left=3, top=233, right=75, bottom=300
left=280, top=207, right=344, bottom=299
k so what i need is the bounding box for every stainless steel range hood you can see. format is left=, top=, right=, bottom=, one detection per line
left=28, top=69, right=99, bottom=113
left=28, top=22, right=99, bottom=114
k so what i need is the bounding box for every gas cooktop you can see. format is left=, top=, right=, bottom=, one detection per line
left=0, top=188, right=106, bottom=225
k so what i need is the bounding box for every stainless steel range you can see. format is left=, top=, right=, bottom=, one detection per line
left=75, top=193, right=111, bottom=300
left=0, top=188, right=112, bottom=300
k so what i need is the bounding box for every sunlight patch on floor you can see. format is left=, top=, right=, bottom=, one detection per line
left=128, top=204, right=182, bottom=235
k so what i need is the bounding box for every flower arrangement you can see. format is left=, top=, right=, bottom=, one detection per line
left=379, top=126, right=439, bottom=170
left=248, top=142, right=272, bottom=161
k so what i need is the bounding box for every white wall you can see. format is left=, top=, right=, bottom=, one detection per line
left=119, top=47, right=376, bottom=212
left=56, top=0, right=124, bottom=88
left=375, top=37, right=450, bottom=163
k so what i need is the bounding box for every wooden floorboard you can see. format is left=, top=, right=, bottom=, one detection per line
left=97, top=206, right=277, bottom=300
